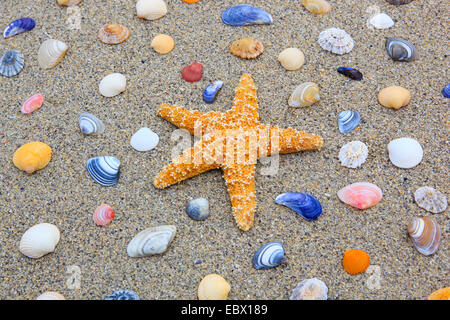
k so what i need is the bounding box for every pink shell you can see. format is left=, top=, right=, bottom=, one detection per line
left=93, top=204, right=115, bottom=226
left=21, top=94, right=44, bottom=114
left=337, top=182, right=382, bottom=209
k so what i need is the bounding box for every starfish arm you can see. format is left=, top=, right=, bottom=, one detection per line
left=228, top=73, right=259, bottom=122
left=158, top=104, right=207, bottom=135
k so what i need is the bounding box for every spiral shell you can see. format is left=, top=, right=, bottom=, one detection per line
left=230, top=38, right=264, bottom=59
left=93, top=204, right=115, bottom=226
left=288, top=82, right=320, bottom=107
left=302, top=0, right=331, bottom=14
left=21, top=94, right=44, bottom=114
left=36, top=291, right=66, bottom=300
left=79, top=112, right=105, bottom=135
left=198, top=274, right=230, bottom=300
left=127, top=225, right=176, bottom=257
left=407, top=216, right=441, bottom=256
left=186, top=198, right=210, bottom=220
left=414, top=186, right=447, bottom=214
left=385, top=38, right=416, bottom=62
left=339, top=141, right=368, bottom=168
left=136, top=0, right=167, bottom=21
left=19, top=223, right=60, bottom=259
left=57, top=0, right=83, bottom=6
left=252, top=241, right=285, bottom=269
left=318, top=28, right=354, bottom=55
left=98, top=24, right=130, bottom=45
left=337, top=182, right=382, bottom=209
left=37, top=39, right=68, bottom=69
left=0, top=50, right=24, bottom=77
left=290, top=278, right=328, bottom=300
left=13, top=141, right=52, bottom=174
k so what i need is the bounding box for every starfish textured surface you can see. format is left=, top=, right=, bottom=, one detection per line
left=154, top=73, right=323, bottom=231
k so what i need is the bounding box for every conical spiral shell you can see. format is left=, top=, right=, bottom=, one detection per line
left=127, top=225, right=176, bottom=257
left=407, top=217, right=441, bottom=256
left=93, top=204, right=115, bottom=226
left=19, top=223, right=60, bottom=258
left=288, top=82, right=320, bottom=107
left=36, top=291, right=66, bottom=300
left=37, top=39, right=68, bottom=69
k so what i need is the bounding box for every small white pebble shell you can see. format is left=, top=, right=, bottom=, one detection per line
left=278, top=48, right=305, bottom=71
left=414, top=186, right=447, bottom=214
left=339, top=141, right=368, bottom=168
left=290, top=278, right=328, bottom=300
left=99, top=73, right=126, bottom=97
left=387, top=137, right=423, bottom=169
left=369, top=13, right=395, bottom=29
left=130, top=127, right=159, bottom=152
left=19, top=223, right=60, bottom=259
left=136, top=0, right=168, bottom=21
left=36, top=291, right=66, bottom=300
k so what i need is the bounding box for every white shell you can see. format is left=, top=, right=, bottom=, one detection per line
left=19, top=223, right=60, bottom=259
left=130, top=127, right=159, bottom=152
left=127, top=225, right=176, bottom=257
left=414, top=186, right=447, bottom=214
left=136, top=0, right=168, bottom=21
left=290, top=278, right=328, bottom=300
left=339, top=141, right=368, bottom=168
left=99, top=73, right=126, bottom=97
left=288, top=82, right=320, bottom=107
left=37, top=39, right=68, bottom=69
left=369, top=13, right=395, bottom=29
left=36, top=291, right=66, bottom=300
left=278, top=48, right=305, bottom=71
left=317, top=27, right=354, bottom=55
left=387, top=137, right=423, bottom=169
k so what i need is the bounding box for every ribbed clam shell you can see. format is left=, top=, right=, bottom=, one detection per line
left=19, top=223, right=60, bottom=259
left=93, top=204, right=115, bottom=226
left=387, top=137, right=423, bottom=169
left=288, top=82, right=320, bottom=107
left=36, top=291, right=66, bottom=300
left=57, top=0, right=83, bottom=6
left=252, top=241, right=285, bottom=269
left=136, top=0, right=167, bottom=20
left=414, top=187, right=447, bottom=214
left=385, top=38, right=416, bottom=62
left=386, top=0, right=413, bottom=4
left=407, top=217, right=441, bottom=256
left=339, top=141, right=368, bottom=168
left=230, top=38, right=264, bottom=59
left=302, top=0, right=331, bottom=15
left=105, top=290, right=140, bottom=300
left=222, top=4, right=273, bottom=26
left=337, top=182, right=383, bottom=209
left=37, top=39, right=68, bottom=69
left=338, top=110, right=360, bottom=134
left=99, top=73, right=126, bottom=97
left=98, top=24, right=130, bottom=45
left=442, top=84, right=450, bottom=98
left=337, top=67, right=363, bottom=81
left=0, top=50, right=24, bottom=77
left=203, top=81, right=224, bottom=103
left=275, top=193, right=322, bottom=220
left=3, top=17, right=35, bottom=38
left=318, top=28, right=354, bottom=55
left=79, top=112, right=105, bottom=135
left=21, top=94, right=44, bottom=114
left=127, top=225, right=176, bottom=257
left=86, top=156, right=120, bottom=186
left=186, top=198, right=210, bottom=220
left=369, top=13, right=394, bottom=29
left=290, top=278, right=328, bottom=300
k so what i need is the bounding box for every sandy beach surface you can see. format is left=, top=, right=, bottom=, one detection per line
left=0, top=0, right=448, bottom=299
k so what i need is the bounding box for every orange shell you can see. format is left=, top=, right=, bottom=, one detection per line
left=98, top=24, right=130, bottom=45
left=151, top=34, right=175, bottom=54
left=342, top=249, right=370, bottom=275
left=428, top=287, right=450, bottom=300
left=13, top=142, right=52, bottom=174
left=230, top=38, right=264, bottom=60
left=182, top=0, right=201, bottom=3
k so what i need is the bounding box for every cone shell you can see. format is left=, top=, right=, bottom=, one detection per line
left=21, top=94, right=44, bottom=114
left=93, top=204, right=115, bottom=226
left=230, top=38, right=264, bottom=59
left=428, top=287, right=450, bottom=300
left=98, top=24, right=130, bottom=45
left=407, top=216, right=441, bottom=256
left=151, top=34, right=174, bottom=54
left=337, top=182, right=382, bottom=209
left=198, top=274, right=230, bottom=300
left=37, top=39, right=68, bottom=69
left=57, top=0, right=83, bottom=6
left=302, top=0, right=331, bottom=14
left=278, top=48, right=305, bottom=71
left=99, top=73, right=126, bottom=97
left=127, top=225, right=176, bottom=257
left=288, top=82, right=320, bottom=107
left=290, top=278, right=328, bottom=300
left=136, top=0, right=168, bottom=20
left=378, top=86, right=411, bottom=109
left=36, top=291, right=66, bottom=300
left=19, top=223, right=60, bottom=259
left=13, top=141, right=52, bottom=174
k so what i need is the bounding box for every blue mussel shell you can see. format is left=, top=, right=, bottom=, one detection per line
left=86, top=156, right=120, bottom=186
left=337, top=67, right=363, bottom=81
left=105, top=290, right=140, bottom=300
left=275, top=193, right=322, bottom=220
left=338, top=110, right=360, bottom=134
left=442, top=84, right=450, bottom=98
left=203, top=80, right=223, bottom=103
left=222, top=4, right=273, bottom=26
left=252, top=241, right=285, bottom=270
left=3, top=18, right=35, bottom=38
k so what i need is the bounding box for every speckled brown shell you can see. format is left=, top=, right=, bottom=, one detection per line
left=230, top=38, right=264, bottom=59
left=98, top=24, right=130, bottom=45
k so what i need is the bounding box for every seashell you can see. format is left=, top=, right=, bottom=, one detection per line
left=57, top=0, right=83, bottom=6
left=275, top=193, right=322, bottom=220
left=337, top=67, right=363, bottom=81
left=198, top=274, right=230, bottom=300
left=21, top=93, right=44, bottom=114
left=203, top=81, right=224, bottom=103
left=252, top=241, right=285, bottom=270
left=387, top=137, right=423, bottom=169
left=37, top=39, right=68, bottom=69
left=93, top=204, right=115, bottom=226
left=428, top=287, right=450, bottom=300
left=302, top=0, right=331, bottom=15
left=86, top=156, right=120, bottom=186
left=130, top=127, right=159, bottom=152
left=369, top=13, right=394, bottom=29
left=19, top=223, right=60, bottom=259
left=181, top=61, right=203, bottom=82
left=13, top=141, right=52, bottom=174
left=99, top=73, right=126, bottom=97
left=278, top=48, right=305, bottom=71
left=337, top=182, right=382, bottom=209
left=338, top=110, right=360, bottom=134
left=79, top=112, right=105, bottom=135
left=36, top=291, right=66, bottom=300
left=342, top=249, right=370, bottom=274
left=442, top=84, right=450, bottom=98
left=136, top=0, right=167, bottom=21
left=385, top=38, right=416, bottom=62
left=151, top=34, right=174, bottom=54
left=0, top=50, right=24, bottom=77
left=386, top=0, right=413, bottom=5
left=182, top=0, right=201, bottom=3
left=221, top=4, right=272, bottom=26
left=414, top=187, right=447, bottom=214
left=378, top=85, right=411, bottom=109
left=105, top=290, right=140, bottom=300
left=318, top=27, right=354, bottom=55
left=3, top=18, right=36, bottom=38
left=98, top=24, right=130, bottom=45
left=230, top=38, right=264, bottom=60
left=290, top=278, right=328, bottom=300
left=186, top=198, right=210, bottom=220
left=288, top=82, right=320, bottom=108
left=407, top=216, right=441, bottom=256
left=127, top=225, right=176, bottom=257
left=339, top=141, right=368, bottom=168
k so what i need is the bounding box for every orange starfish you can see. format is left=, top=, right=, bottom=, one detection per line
left=154, top=73, right=323, bottom=231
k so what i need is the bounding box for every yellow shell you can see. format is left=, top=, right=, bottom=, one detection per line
left=197, top=274, right=230, bottom=300
left=13, top=142, right=52, bottom=174
left=230, top=38, right=264, bottom=59
left=428, top=287, right=450, bottom=300
left=98, top=24, right=130, bottom=45
left=302, top=0, right=331, bottom=14
left=378, top=86, right=411, bottom=109
left=151, top=34, right=175, bottom=54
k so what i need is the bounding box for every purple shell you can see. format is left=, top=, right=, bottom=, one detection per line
left=3, top=18, right=35, bottom=38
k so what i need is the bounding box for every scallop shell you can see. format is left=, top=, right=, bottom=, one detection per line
left=302, top=0, right=331, bottom=14
left=98, top=24, right=130, bottom=45
left=337, top=182, right=383, bottom=209
left=378, top=86, right=411, bottom=109
left=21, top=93, right=44, bottom=114
left=203, top=81, right=224, bottom=103
left=127, top=225, right=176, bottom=257
left=369, top=13, right=394, bottom=29
left=186, top=198, right=210, bottom=220
left=278, top=48, right=305, bottom=71
left=105, top=290, right=140, bottom=300
left=339, top=141, right=368, bottom=168
left=57, top=0, right=83, bottom=6
left=407, top=216, right=441, bottom=256
left=290, top=278, right=328, bottom=300
left=86, top=156, right=120, bottom=186
left=198, top=274, right=230, bottom=300
left=318, top=27, right=354, bottom=55
left=275, top=193, right=322, bottom=220
left=385, top=38, right=416, bottom=62
left=414, top=187, right=447, bottom=214
left=386, top=0, right=413, bottom=5
left=93, top=204, right=115, bottom=226
left=13, top=141, right=52, bottom=174
left=136, top=0, right=168, bottom=21
left=387, top=137, right=423, bottom=169
left=19, top=223, right=60, bottom=259
left=79, top=112, right=105, bottom=135
left=151, top=34, right=174, bottom=54
left=338, top=110, right=360, bottom=134
left=3, top=17, right=36, bottom=38
left=221, top=4, right=273, bottom=26
left=253, top=241, right=285, bottom=269
left=37, top=39, right=68, bottom=69
left=0, top=50, right=24, bottom=77
left=288, top=82, right=320, bottom=107
left=36, top=291, right=66, bottom=300
left=99, top=73, right=126, bottom=97
left=230, top=38, right=264, bottom=59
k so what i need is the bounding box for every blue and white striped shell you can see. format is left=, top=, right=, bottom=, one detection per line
left=252, top=241, right=285, bottom=270
left=203, top=81, right=223, bottom=103
left=442, top=84, right=450, bottom=98
left=275, top=193, right=322, bottom=220
left=0, top=50, right=24, bottom=77
left=385, top=38, right=416, bottom=62
left=3, top=18, right=35, bottom=38
left=105, top=290, right=140, bottom=300
left=222, top=4, right=273, bottom=26
left=86, top=156, right=120, bottom=186
left=338, top=110, right=360, bottom=134
left=186, top=198, right=210, bottom=220
left=79, top=112, right=105, bottom=135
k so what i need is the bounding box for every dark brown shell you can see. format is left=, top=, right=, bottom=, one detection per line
left=386, top=0, right=413, bottom=5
